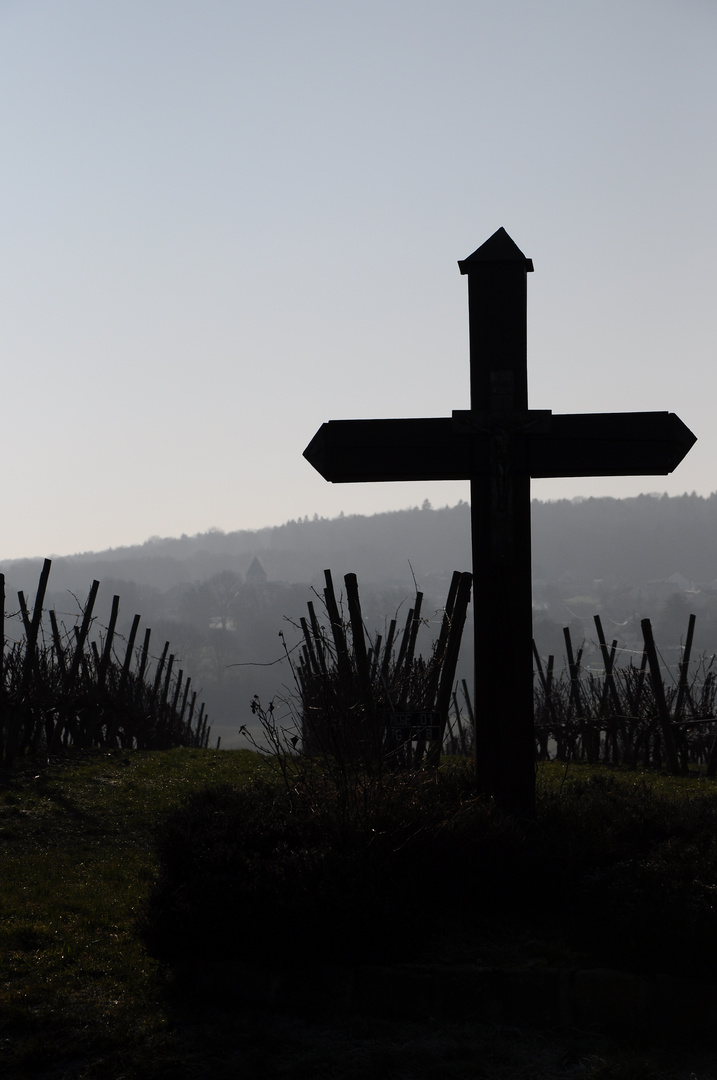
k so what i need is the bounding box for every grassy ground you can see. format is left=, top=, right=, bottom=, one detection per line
left=1, top=749, right=717, bottom=1078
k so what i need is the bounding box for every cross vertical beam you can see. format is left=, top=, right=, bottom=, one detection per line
left=459, top=231, right=535, bottom=816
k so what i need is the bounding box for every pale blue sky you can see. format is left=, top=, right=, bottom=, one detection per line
left=1, top=0, right=715, bottom=559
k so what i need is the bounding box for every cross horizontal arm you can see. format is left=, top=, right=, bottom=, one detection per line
left=304, top=412, right=696, bottom=483
left=531, top=412, right=697, bottom=477
left=304, top=418, right=480, bottom=482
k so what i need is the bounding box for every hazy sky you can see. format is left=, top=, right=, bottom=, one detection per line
left=1, top=0, right=715, bottom=560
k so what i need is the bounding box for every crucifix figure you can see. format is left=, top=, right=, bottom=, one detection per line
left=304, top=227, right=696, bottom=815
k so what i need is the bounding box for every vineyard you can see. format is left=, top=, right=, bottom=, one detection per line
left=271, top=570, right=717, bottom=779
left=3, top=557, right=717, bottom=779
left=533, top=613, right=717, bottom=774
left=0, top=559, right=210, bottom=768
left=242, top=569, right=474, bottom=773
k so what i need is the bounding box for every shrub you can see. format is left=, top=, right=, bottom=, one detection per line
left=142, top=765, right=717, bottom=981
left=141, top=763, right=538, bottom=971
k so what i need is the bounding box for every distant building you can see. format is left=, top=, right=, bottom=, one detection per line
left=245, top=556, right=267, bottom=586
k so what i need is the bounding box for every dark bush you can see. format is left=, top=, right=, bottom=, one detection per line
left=142, top=766, right=717, bottom=981
left=536, top=772, right=717, bottom=979
left=141, top=766, right=537, bottom=971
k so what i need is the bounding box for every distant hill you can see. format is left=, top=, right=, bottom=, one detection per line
left=2, top=493, right=717, bottom=598
left=0, top=502, right=473, bottom=597
left=531, top=492, right=717, bottom=585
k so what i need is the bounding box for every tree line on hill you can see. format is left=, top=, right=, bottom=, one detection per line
left=5, top=491, right=717, bottom=592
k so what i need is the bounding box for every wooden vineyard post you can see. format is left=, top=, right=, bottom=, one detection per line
left=160, top=654, right=175, bottom=715
left=594, top=614, right=632, bottom=766
left=119, top=613, right=141, bottom=694
left=323, top=569, right=351, bottom=688
left=300, top=616, right=321, bottom=680
left=19, top=558, right=52, bottom=695
left=427, top=571, right=473, bottom=767
left=152, top=641, right=169, bottom=701
left=307, top=601, right=328, bottom=678
left=179, top=676, right=191, bottom=727
left=170, top=669, right=183, bottom=717
left=67, top=580, right=100, bottom=691
left=136, top=627, right=152, bottom=690
left=49, top=610, right=67, bottom=680
left=532, top=643, right=556, bottom=760
left=344, top=573, right=371, bottom=705
left=98, top=595, right=120, bottom=689
left=344, top=572, right=382, bottom=765
left=562, top=626, right=589, bottom=760
left=674, top=613, right=697, bottom=722
left=641, top=618, right=680, bottom=775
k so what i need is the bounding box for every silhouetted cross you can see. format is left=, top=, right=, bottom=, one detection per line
left=304, top=228, right=696, bottom=815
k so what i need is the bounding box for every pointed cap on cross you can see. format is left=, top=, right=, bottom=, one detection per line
left=458, top=227, right=534, bottom=274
